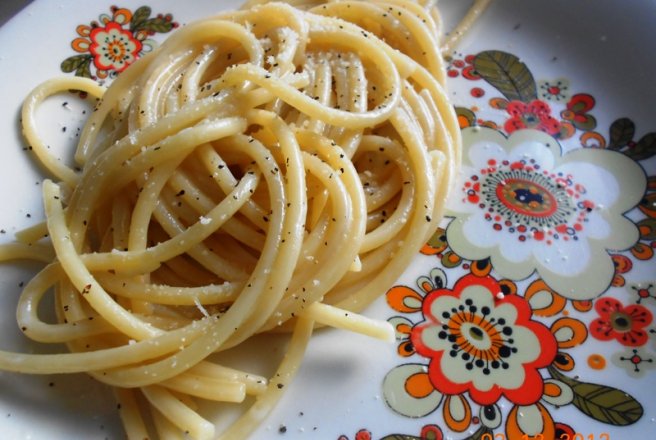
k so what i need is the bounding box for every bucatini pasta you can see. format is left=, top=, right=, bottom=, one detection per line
left=0, top=0, right=490, bottom=438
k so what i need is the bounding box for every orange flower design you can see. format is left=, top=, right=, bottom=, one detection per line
left=61, top=6, right=177, bottom=80
left=412, top=274, right=557, bottom=406
left=89, top=22, right=142, bottom=72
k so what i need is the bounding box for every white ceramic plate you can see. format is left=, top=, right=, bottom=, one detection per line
left=0, top=1, right=654, bottom=439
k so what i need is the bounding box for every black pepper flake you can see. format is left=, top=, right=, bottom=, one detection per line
left=277, top=383, right=284, bottom=389
left=278, top=425, right=287, bottom=434
left=176, top=189, right=186, bottom=196
left=425, top=215, right=432, bottom=222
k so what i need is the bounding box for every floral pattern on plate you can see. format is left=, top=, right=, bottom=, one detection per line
left=336, top=50, right=655, bottom=440
left=446, top=125, right=645, bottom=299
left=382, top=267, right=624, bottom=439
left=31, top=6, right=656, bottom=438
left=411, top=273, right=557, bottom=406
left=60, top=5, right=178, bottom=80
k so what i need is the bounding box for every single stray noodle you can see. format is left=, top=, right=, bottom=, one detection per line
left=0, top=0, right=484, bottom=438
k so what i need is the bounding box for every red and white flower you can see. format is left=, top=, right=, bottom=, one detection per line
left=446, top=126, right=646, bottom=299
left=590, top=297, right=652, bottom=346
left=412, top=274, right=557, bottom=406
left=504, top=99, right=561, bottom=136
left=63, top=6, right=177, bottom=80
left=89, top=22, right=143, bottom=73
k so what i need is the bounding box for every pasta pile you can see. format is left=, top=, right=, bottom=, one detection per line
left=2, top=0, right=465, bottom=438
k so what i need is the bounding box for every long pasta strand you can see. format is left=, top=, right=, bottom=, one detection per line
left=0, top=0, right=489, bottom=437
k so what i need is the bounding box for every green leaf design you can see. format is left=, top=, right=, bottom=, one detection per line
left=608, top=118, right=636, bottom=149
left=426, top=227, right=447, bottom=249
left=130, top=6, right=152, bottom=31
left=549, top=367, right=643, bottom=425
left=455, top=106, right=476, bottom=126
left=61, top=54, right=91, bottom=73
left=572, top=114, right=597, bottom=131
left=139, top=18, right=176, bottom=34
left=637, top=219, right=656, bottom=240
left=473, top=51, right=537, bottom=102
left=629, top=132, right=656, bottom=161
left=75, top=57, right=93, bottom=79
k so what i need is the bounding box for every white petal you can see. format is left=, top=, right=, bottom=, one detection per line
left=382, top=364, right=442, bottom=417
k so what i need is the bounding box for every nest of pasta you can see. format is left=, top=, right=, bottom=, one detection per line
left=10, top=0, right=461, bottom=438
